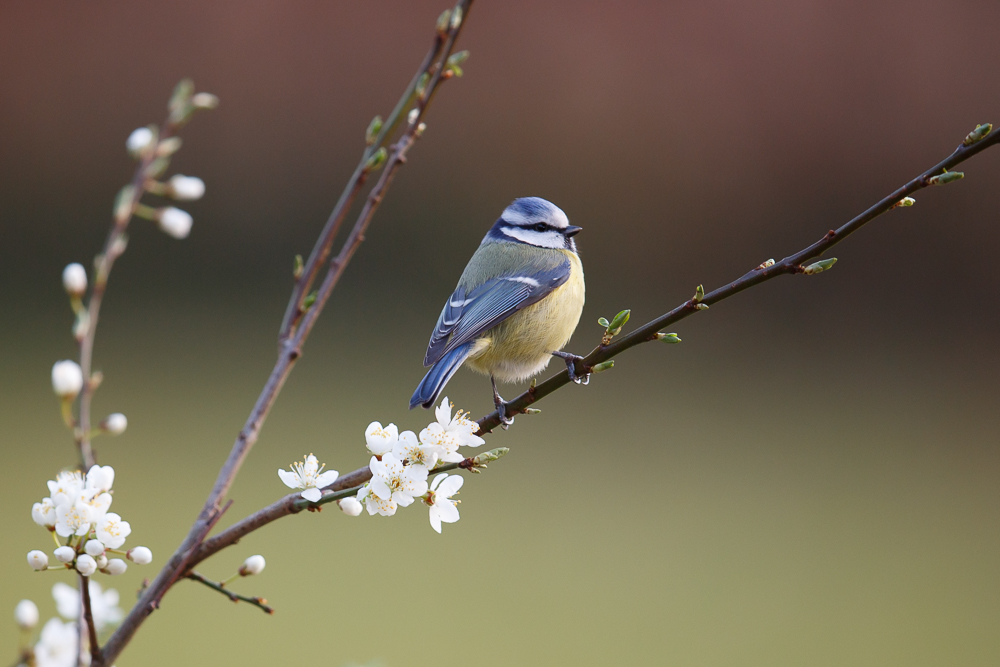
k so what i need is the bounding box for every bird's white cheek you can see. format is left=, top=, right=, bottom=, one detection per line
left=500, top=227, right=563, bottom=248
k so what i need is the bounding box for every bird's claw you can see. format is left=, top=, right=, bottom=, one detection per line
left=497, top=402, right=515, bottom=430
left=552, top=351, right=590, bottom=385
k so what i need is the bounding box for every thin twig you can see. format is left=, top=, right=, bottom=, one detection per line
left=185, top=571, right=274, bottom=615
left=471, top=125, right=1000, bottom=434
left=99, top=5, right=473, bottom=665
left=79, top=574, right=101, bottom=666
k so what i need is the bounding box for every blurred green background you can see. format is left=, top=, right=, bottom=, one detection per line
left=2, top=1, right=999, bottom=665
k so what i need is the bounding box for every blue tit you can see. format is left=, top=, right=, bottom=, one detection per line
left=410, top=197, right=586, bottom=425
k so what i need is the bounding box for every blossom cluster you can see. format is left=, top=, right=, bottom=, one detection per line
left=278, top=397, right=481, bottom=533
left=13, top=582, right=123, bottom=667
left=27, top=465, right=152, bottom=576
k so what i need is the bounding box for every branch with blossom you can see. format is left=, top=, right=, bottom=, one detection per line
left=12, top=0, right=1000, bottom=666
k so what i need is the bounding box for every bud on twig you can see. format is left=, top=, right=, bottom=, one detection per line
left=293, top=254, right=304, bottom=279
left=62, top=263, right=88, bottom=297
left=802, top=257, right=837, bottom=275
left=240, top=555, right=266, bottom=576
left=464, top=447, right=509, bottom=473
left=591, top=360, right=614, bottom=373
left=191, top=92, right=220, bottom=110
left=113, top=185, right=137, bottom=222
left=523, top=407, right=542, bottom=414
left=52, top=360, right=83, bottom=399
left=600, top=309, right=630, bottom=344
left=366, top=116, right=383, bottom=146
left=446, top=50, right=470, bottom=77
left=54, top=546, right=75, bottom=564
left=15, top=600, right=39, bottom=630
left=301, top=290, right=318, bottom=312
left=101, top=413, right=128, bottom=435
left=928, top=171, right=964, bottom=186
left=126, top=127, right=155, bottom=157
left=156, top=137, right=183, bottom=157
left=450, top=5, right=463, bottom=29
left=757, top=259, right=775, bottom=270
left=656, top=332, right=682, bottom=343
left=891, top=197, right=915, bottom=209
left=105, top=559, right=128, bottom=575
left=365, top=147, right=388, bottom=172
left=27, top=550, right=48, bottom=571
left=963, top=123, right=992, bottom=146
left=436, top=9, right=452, bottom=34
left=693, top=284, right=705, bottom=302
left=338, top=497, right=363, bottom=516
left=167, top=175, right=206, bottom=201
left=157, top=207, right=193, bottom=239
left=127, top=547, right=153, bottom=564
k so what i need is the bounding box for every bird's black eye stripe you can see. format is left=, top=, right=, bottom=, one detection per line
left=533, top=223, right=549, bottom=232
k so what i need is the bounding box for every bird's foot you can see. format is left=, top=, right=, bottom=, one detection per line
left=551, top=350, right=590, bottom=385
left=491, top=375, right=515, bottom=430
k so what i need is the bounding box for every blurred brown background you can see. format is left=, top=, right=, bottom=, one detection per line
left=2, top=1, right=999, bottom=665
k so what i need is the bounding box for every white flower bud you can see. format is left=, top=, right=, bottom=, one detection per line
left=85, top=539, right=105, bottom=557
left=75, top=554, right=97, bottom=576
left=62, top=263, right=88, bottom=297
left=51, top=360, right=83, bottom=398
left=127, top=546, right=152, bottom=564
left=191, top=92, right=219, bottom=109
left=338, top=497, right=363, bottom=516
left=95, top=555, right=108, bottom=569
left=27, top=550, right=49, bottom=570
left=167, top=175, right=205, bottom=201
left=102, top=413, right=128, bottom=436
left=239, top=555, right=266, bottom=576
left=105, top=558, right=127, bottom=575
left=126, top=127, right=154, bottom=156
left=54, top=546, right=76, bottom=564
left=157, top=207, right=193, bottom=239
left=15, top=600, right=39, bottom=629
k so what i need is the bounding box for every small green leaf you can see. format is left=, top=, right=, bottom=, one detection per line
left=928, top=171, right=964, bottom=186
left=113, top=185, right=136, bottom=221
left=608, top=309, right=630, bottom=332
left=302, top=290, right=318, bottom=311
left=656, top=332, right=682, bottom=343
left=365, top=115, right=383, bottom=146
left=364, top=147, right=388, bottom=172
left=963, top=123, right=992, bottom=146
left=169, top=78, right=194, bottom=112
left=693, top=284, right=705, bottom=302
left=293, top=255, right=304, bottom=280
left=598, top=317, right=610, bottom=328
left=435, top=9, right=452, bottom=34
left=592, top=360, right=615, bottom=373
left=802, top=257, right=838, bottom=275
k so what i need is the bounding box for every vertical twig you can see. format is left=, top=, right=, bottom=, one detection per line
left=79, top=575, right=101, bottom=667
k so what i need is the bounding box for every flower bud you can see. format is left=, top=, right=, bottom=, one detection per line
left=591, top=360, right=615, bottom=373
left=126, top=127, right=154, bottom=156
left=802, top=257, right=838, bottom=275
left=27, top=550, right=49, bottom=570
left=963, top=123, right=992, bottom=146
left=105, top=558, right=127, bottom=575
left=52, top=360, right=84, bottom=398
left=95, top=555, right=108, bottom=569
left=240, top=555, right=266, bottom=576
left=15, top=600, right=39, bottom=630
left=76, top=554, right=97, bottom=576
left=127, top=546, right=152, bottom=564
left=167, top=175, right=206, bottom=201
left=62, top=263, right=88, bottom=297
left=102, top=413, right=128, bottom=436
left=338, top=497, right=363, bottom=516
left=928, top=171, right=964, bottom=186
left=85, top=539, right=105, bottom=557
left=157, top=207, right=193, bottom=239
left=191, top=92, right=219, bottom=110
left=54, top=546, right=76, bottom=564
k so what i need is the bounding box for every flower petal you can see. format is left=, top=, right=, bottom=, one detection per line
left=315, top=470, right=339, bottom=488
left=301, top=487, right=322, bottom=502
left=437, top=501, right=460, bottom=524
left=429, top=507, right=443, bottom=533
left=277, top=469, right=301, bottom=489
left=437, top=475, right=464, bottom=497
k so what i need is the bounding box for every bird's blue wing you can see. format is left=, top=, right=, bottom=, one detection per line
left=423, top=260, right=571, bottom=367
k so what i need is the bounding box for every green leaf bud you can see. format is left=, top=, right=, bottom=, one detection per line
left=802, top=257, right=838, bottom=275
left=963, top=123, right=992, bottom=146
left=656, top=332, right=682, bottom=343
left=928, top=171, right=964, bottom=186
left=591, top=360, right=615, bottom=373
left=366, top=115, right=383, bottom=146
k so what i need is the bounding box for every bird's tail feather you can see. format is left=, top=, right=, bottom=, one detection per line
left=409, top=341, right=474, bottom=409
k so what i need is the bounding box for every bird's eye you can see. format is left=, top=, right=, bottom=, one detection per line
left=534, top=223, right=548, bottom=232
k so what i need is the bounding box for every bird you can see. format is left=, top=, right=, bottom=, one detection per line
left=410, top=197, right=587, bottom=426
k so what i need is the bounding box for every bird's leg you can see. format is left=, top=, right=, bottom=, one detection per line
left=491, top=375, right=514, bottom=429
left=551, top=350, right=590, bottom=385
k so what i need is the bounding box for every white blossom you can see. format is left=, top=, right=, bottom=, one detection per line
left=53, top=582, right=122, bottom=632
left=366, top=452, right=429, bottom=515
left=168, top=174, right=206, bottom=200
left=27, top=550, right=48, bottom=570
left=102, top=413, right=128, bottom=435
left=15, top=599, right=39, bottom=629
left=240, top=555, right=266, bottom=576
left=365, top=421, right=399, bottom=456
left=278, top=454, right=338, bottom=503
left=96, top=512, right=131, bottom=549
left=76, top=554, right=97, bottom=576
left=127, top=546, right=152, bottom=564
left=85, top=465, right=115, bottom=493
left=392, top=429, right=444, bottom=469
left=33, top=618, right=77, bottom=667
left=76, top=488, right=112, bottom=523
left=47, top=471, right=84, bottom=507
left=84, top=539, right=105, bottom=557
left=105, top=558, right=127, bottom=575
left=61, top=263, right=87, bottom=296
left=126, top=127, right=154, bottom=155
left=338, top=497, right=363, bottom=516
left=418, top=396, right=485, bottom=462
left=33, top=498, right=57, bottom=527
left=55, top=502, right=93, bottom=538
left=157, top=207, right=193, bottom=239
left=357, top=483, right=395, bottom=516
left=427, top=473, right=463, bottom=534
left=53, top=546, right=76, bottom=564
left=51, top=361, right=83, bottom=398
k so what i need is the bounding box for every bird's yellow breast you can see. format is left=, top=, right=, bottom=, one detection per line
left=465, top=249, right=585, bottom=383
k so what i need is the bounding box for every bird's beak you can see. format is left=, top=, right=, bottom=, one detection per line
left=564, top=225, right=583, bottom=237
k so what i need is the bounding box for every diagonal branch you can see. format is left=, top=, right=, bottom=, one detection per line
left=472, top=124, right=1000, bottom=434
left=99, top=4, right=474, bottom=665
left=186, top=571, right=274, bottom=615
